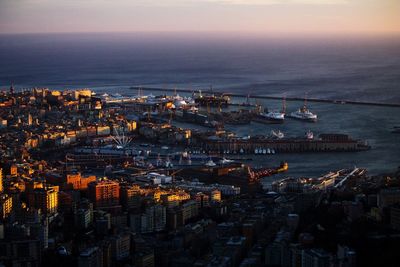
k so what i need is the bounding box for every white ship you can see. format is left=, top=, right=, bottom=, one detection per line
left=205, top=158, right=217, bottom=167
left=259, top=110, right=285, bottom=123
left=289, top=93, right=317, bottom=122
left=289, top=106, right=318, bottom=122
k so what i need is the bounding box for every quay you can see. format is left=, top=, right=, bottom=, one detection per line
left=194, top=134, right=370, bottom=154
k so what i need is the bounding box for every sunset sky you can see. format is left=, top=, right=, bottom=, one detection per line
left=0, top=0, right=399, bottom=34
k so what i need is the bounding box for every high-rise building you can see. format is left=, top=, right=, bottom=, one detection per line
left=78, top=246, right=103, bottom=267
left=140, top=204, right=166, bottom=233
left=0, top=194, right=12, bottom=220
left=302, top=249, right=331, bottom=267
left=378, top=188, right=400, bottom=209
left=182, top=200, right=199, bottom=223
left=65, top=172, right=96, bottom=190
left=120, top=185, right=141, bottom=210
left=110, top=232, right=131, bottom=260
left=28, top=185, right=59, bottom=215
left=88, top=179, right=120, bottom=208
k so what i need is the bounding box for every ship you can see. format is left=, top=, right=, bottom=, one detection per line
left=193, top=90, right=230, bottom=107
left=288, top=93, right=317, bottom=122
left=253, top=97, right=286, bottom=124
left=248, top=162, right=288, bottom=182
left=257, top=110, right=285, bottom=123
left=289, top=106, right=317, bottom=122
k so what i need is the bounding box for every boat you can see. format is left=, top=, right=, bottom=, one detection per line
left=271, top=130, right=285, bottom=139
left=289, top=94, right=317, bottom=122
left=289, top=106, right=318, bottom=122
left=267, top=148, right=271, bottom=154
left=258, top=110, right=285, bottom=123
left=305, top=130, right=314, bottom=140
left=220, top=158, right=234, bottom=164
left=205, top=158, right=217, bottom=167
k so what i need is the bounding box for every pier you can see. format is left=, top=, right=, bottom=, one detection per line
left=195, top=134, right=370, bottom=154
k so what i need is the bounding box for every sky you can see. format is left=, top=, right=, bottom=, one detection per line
left=0, top=0, right=399, bottom=35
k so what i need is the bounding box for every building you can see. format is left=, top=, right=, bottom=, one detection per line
left=135, top=249, right=155, bottom=267
left=65, top=172, right=96, bottom=190
left=0, top=168, right=3, bottom=193
left=78, top=246, right=103, bottom=267
left=28, top=185, right=59, bottom=215
left=378, top=188, right=400, bottom=209
left=75, top=208, right=93, bottom=229
left=0, top=194, right=12, bottom=220
left=88, top=179, right=120, bottom=208
left=302, top=249, right=331, bottom=267
left=110, top=232, right=131, bottom=261
left=390, top=205, right=400, bottom=230
left=182, top=200, right=199, bottom=223
left=210, top=190, right=222, bottom=202
left=120, top=185, right=141, bottom=210
left=140, top=204, right=166, bottom=233
left=159, top=190, right=190, bottom=208
left=0, top=239, right=41, bottom=266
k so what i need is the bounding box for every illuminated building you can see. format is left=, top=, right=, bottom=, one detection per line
left=65, top=172, right=96, bottom=190
left=160, top=191, right=190, bottom=208
left=28, top=185, right=59, bottom=215
left=0, top=194, right=13, bottom=219
left=10, top=165, right=18, bottom=177
left=88, top=179, right=120, bottom=208
left=210, top=189, right=222, bottom=202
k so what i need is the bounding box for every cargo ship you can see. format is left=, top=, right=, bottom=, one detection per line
left=193, top=91, right=230, bottom=107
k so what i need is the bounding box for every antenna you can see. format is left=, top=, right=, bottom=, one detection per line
left=282, top=93, right=286, bottom=114
left=304, top=92, right=308, bottom=108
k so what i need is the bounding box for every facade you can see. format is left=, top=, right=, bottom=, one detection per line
left=78, top=246, right=104, bottom=267
left=88, top=180, right=120, bottom=208
left=0, top=194, right=12, bottom=220
left=378, top=188, right=400, bottom=209
left=28, top=185, right=59, bottom=215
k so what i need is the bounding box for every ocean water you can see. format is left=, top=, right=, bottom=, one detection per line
left=1, top=32, right=400, bottom=104
left=0, top=32, right=399, bottom=176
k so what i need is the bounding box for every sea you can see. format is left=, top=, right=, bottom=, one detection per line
left=0, top=32, right=399, bottom=178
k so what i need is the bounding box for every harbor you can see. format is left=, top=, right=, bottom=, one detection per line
left=94, top=86, right=400, bottom=177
